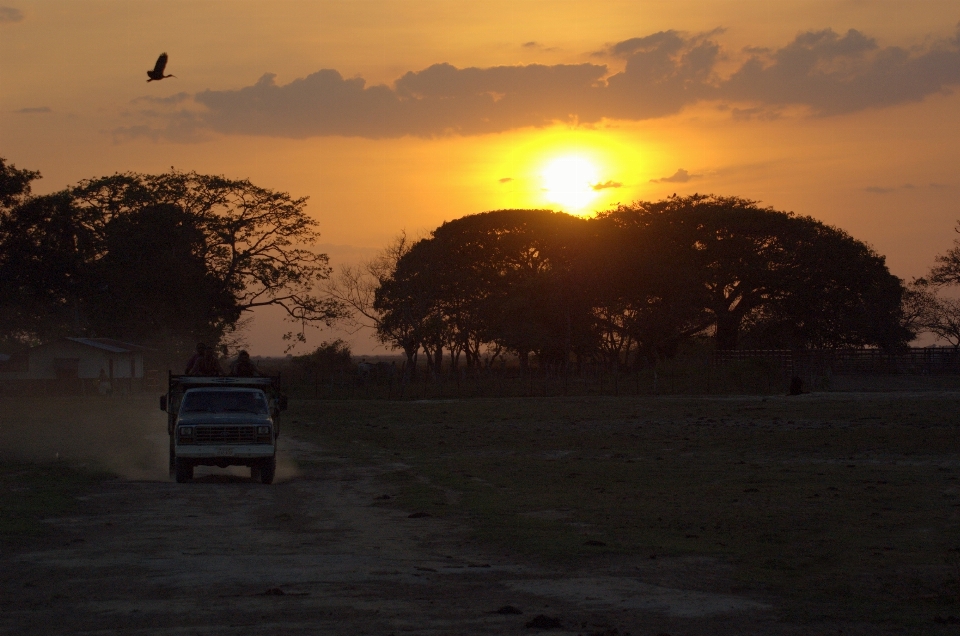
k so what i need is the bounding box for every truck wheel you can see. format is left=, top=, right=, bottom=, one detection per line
left=250, top=464, right=262, bottom=481
left=168, top=438, right=176, bottom=478
left=174, top=457, right=193, bottom=483
left=259, top=456, right=276, bottom=485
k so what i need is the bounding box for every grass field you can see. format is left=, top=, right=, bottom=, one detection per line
left=287, top=392, right=960, bottom=629
left=0, top=461, right=111, bottom=541
left=2, top=390, right=958, bottom=630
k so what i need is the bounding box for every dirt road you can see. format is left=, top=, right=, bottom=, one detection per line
left=2, top=435, right=845, bottom=635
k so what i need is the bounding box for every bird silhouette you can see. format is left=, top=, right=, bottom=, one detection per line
left=147, top=52, right=176, bottom=82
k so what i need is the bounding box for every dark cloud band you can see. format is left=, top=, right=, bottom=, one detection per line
left=129, top=24, right=960, bottom=141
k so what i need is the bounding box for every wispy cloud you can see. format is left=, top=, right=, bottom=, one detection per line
left=865, top=182, right=952, bottom=194
left=0, top=6, right=23, bottom=23
left=131, top=92, right=191, bottom=105
left=14, top=106, right=50, bottom=114
left=521, top=41, right=559, bottom=52
left=651, top=168, right=701, bottom=184
left=726, top=105, right=781, bottom=121
left=498, top=177, right=514, bottom=183
left=120, top=24, right=960, bottom=141
left=591, top=180, right=622, bottom=190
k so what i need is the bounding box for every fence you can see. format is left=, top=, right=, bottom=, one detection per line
left=713, top=347, right=960, bottom=376
left=282, top=355, right=790, bottom=400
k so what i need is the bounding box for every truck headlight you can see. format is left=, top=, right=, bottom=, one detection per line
left=257, top=426, right=270, bottom=435
left=178, top=427, right=194, bottom=437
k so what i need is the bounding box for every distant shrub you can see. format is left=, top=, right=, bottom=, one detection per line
left=289, top=340, right=353, bottom=384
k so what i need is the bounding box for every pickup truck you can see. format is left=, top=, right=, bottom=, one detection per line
left=160, top=375, right=288, bottom=484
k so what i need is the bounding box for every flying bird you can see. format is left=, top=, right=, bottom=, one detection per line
left=147, top=52, right=176, bottom=82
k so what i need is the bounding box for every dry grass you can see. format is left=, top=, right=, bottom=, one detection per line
left=2, top=390, right=958, bottom=629
left=287, top=391, right=960, bottom=628
left=0, top=461, right=111, bottom=540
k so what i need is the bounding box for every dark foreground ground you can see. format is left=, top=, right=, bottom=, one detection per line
left=1, top=390, right=958, bottom=635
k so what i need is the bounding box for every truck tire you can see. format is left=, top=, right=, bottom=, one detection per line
left=168, top=437, right=176, bottom=478
left=174, top=457, right=193, bottom=483
left=250, top=464, right=261, bottom=481
left=259, top=455, right=276, bottom=485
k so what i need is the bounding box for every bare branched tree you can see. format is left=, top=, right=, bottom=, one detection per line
left=324, top=231, right=415, bottom=332
left=908, top=279, right=960, bottom=347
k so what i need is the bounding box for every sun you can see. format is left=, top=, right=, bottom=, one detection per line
left=540, top=155, right=600, bottom=211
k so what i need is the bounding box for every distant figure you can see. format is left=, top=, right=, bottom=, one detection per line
left=229, top=350, right=260, bottom=377
left=147, top=52, right=176, bottom=82
left=184, top=343, right=206, bottom=374
left=188, top=347, right=222, bottom=376
left=97, top=368, right=112, bottom=396
left=789, top=376, right=804, bottom=396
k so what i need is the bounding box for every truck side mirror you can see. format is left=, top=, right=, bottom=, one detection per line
left=160, top=395, right=167, bottom=411
left=278, top=395, right=288, bottom=411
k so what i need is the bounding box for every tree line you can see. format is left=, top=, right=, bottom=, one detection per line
left=6, top=155, right=960, bottom=372
left=330, top=196, right=920, bottom=377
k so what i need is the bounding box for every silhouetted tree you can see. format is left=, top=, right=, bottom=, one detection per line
left=602, top=195, right=910, bottom=351
left=0, top=157, right=40, bottom=211
left=591, top=207, right=710, bottom=364
left=912, top=218, right=960, bottom=347
left=905, top=279, right=960, bottom=348
left=0, top=167, right=345, bottom=355
left=372, top=237, right=440, bottom=377
left=0, top=192, right=94, bottom=345
left=928, top=221, right=960, bottom=287
left=90, top=203, right=234, bottom=348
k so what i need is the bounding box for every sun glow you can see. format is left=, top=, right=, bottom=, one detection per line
left=540, top=155, right=600, bottom=211
left=488, top=127, right=653, bottom=215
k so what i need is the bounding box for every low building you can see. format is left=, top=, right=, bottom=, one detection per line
left=0, top=338, right=150, bottom=394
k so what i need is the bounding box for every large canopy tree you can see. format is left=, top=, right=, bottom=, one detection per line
left=373, top=210, right=594, bottom=373
left=600, top=195, right=911, bottom=351
left=0, top=164, right=344, bottom=355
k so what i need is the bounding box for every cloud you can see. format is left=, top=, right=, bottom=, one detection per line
left=722, top=27, right=960, bottom=115
left=131, top=92, right=192, bottom=105
left=727, top=105, right=781, bottom=121
left=651, top=168, right=701, bottom=183
left=186, top=64, right=610, bottom=138
left=0, top=6, right=23, bottom=23
left=122, top=24, right=960, bottom=141
left=591, top=180, right=622, bottom=190
left=14, top=106, right=50, bottom=114
left=865, top=182, right=945, bottom=194
left=521, top=41, right=559, bottom=52
left=498, top=177, right=514, bottom=183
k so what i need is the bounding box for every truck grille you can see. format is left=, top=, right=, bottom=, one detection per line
left=195, top=426, right=257, bottom=444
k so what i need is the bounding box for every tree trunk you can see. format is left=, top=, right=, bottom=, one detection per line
left=715, top=312, right=742, bottom=350
left=403, top=346, right=418, bottom=381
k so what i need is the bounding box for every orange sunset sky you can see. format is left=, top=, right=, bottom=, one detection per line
left=3, top=1, right=960, bottom=354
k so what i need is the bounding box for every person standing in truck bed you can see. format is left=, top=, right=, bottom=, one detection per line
left=188, top=346, right=222, bottom=376
left=184, top=343, right=206, bottom=374
left=229, top=350, right=260, bottom=377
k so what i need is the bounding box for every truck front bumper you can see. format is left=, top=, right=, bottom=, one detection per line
left=175, top=444, right=275, bottom=459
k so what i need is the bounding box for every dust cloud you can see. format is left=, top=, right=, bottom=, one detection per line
left=0, top=395, right=168, bottom=479
left=0, top=395, right=298, bottom=483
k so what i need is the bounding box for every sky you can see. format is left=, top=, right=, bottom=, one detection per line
left=2, top=0, right=960, bottom=354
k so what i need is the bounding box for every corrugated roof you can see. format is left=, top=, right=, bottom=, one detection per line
left=63, top=338, right=148, bottom=353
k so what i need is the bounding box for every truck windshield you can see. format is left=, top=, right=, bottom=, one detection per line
left=181, top=390, right=269, bottom=414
